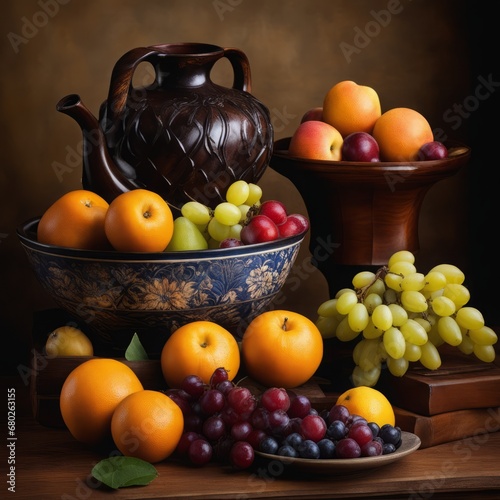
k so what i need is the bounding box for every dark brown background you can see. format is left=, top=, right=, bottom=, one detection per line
left=1, top=0, right=497, bottom=373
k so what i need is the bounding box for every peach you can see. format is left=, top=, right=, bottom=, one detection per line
left=288, top=120, right=343, bottom=161
left=322, top=80, right=381, bottom=137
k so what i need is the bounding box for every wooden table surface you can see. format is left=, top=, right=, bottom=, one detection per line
left=6, top=375, right=500, bottom=499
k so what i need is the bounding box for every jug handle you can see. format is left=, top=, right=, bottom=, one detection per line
left=105, top=46, right=160, bottom=124
left=222, top=47, right=252, bottom=93
left=106, top=46, right=253, bottom=123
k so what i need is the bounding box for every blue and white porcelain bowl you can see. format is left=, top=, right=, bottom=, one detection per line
left=18, top=217, right=305, bottom=355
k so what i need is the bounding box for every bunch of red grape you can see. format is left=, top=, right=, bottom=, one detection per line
left=166, top=368, right=402, bottom=469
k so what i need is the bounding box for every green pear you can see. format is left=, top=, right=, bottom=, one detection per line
left=166, top=217, right=209, bottom=251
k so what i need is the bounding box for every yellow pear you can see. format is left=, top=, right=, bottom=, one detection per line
left=45, top=326, right=94, bottom=357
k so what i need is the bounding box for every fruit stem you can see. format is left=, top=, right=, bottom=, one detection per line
left=282, top=317, right=289, bottom=330
left=356, top=265, right=389, bottom=301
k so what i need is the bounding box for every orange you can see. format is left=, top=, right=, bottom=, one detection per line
left=111, top=389, right=184, bottom=463
left=37, top=189, right=110, bottom=250
left=372, top=107, right=434, bottom=162
left=336, top=386, right=395, bottom=427
left=104, top=188, right=174, bottom=252
left=59, top=358, right=144, bottom=446
left=322, top=80, right=381, bottom=137
left=241, top=310, right=323, bottom=389
left=161, top=321, right=240, bottom=388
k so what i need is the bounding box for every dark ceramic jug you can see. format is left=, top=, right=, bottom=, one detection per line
left=57, top=43, right=273, bottom=208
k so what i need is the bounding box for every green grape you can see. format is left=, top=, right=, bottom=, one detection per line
left=430, top=295, right=456, bottom=317
left=335, top=287, right=355, bottom=299
left=214, top=202, right=241, bottom=226
left=437, top=316, right=462, bottom=346
left=384, top=272, right=404, bottom=291
left=207, top=217, right=230, bottom=242
left=348, top=302, right=369, bottom=332
left=317, top=298, right=339, bottom=318
left=422, top=271, right=447, bottom=292
left=413, top=317, right=431, bottom=333
left=387, top=355, right=409, bottom=377
left=352, top=364, right=381, bottom=388
left=468, top=326, right=498, bottom=346
left=336, top=316, right=361, bottom=342
left=371, top=304, right=393, bottom=331
left=225, top=180, right=250, bottom=206
left=355, top=338, right=382, bottom=371
left=404, top=342, right=422, bottom=362
left=473, top=344, right=496, bottom=363
left=383, top=327, right=406, bottom=359
left=389, top=260, right=417, bottom=276
left=429, top=263, right=465, bottom=285
left=400, top=272, right=426, bottom=291
left=363, top=293, right=383, bottom=314
left=400, top=319, right=428, bottom=345
left=228, top=223, right=242, bottom=239
left=365, top=278, right=386, bottom=297
left=388, top=303, right=408, bottom=326
left=238, top=204, right=251, bottom=223
left=388, top=249, right=415, bottom=268
left=315, top=315, right=339, bottom=339
left=362, top=318, right=384, bottom=339
left=443, top=283, right=470, bottom=308
left=383, top=288, right=398, bottom=304
left=458, top=334, right=474, bottom=355
left=419, top=341, right=442, bottom=370
left=401, top=290, right=428, bottom=313
left=456, top=306, right=485, bottom=330
left=352, top=271, right=376, bottom=289
left=181, top=201, right=212, bottom=225
left=245, top=183, right=262, bottom=205
left=427, top=323, right=445, bottom=347
left=335, top=290, right=358, bottom=315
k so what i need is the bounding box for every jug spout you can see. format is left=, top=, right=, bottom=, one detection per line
left=56, top=94, right=138, bottom=203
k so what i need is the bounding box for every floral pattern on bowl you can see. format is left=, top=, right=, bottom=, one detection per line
left=18, top=217, right=304, bottom=354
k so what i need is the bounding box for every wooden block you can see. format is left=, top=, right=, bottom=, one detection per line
left=379, top=345, right=500, bottom=416
left=394, top=406, right=500, bottom=449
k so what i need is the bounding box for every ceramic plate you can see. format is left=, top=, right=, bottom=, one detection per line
left=254, top=431, right=421, bottom=474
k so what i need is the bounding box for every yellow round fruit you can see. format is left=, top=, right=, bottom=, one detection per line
left=60, top=358, right=144, bottom=446
left=336, top=386, right=395, bottom=427
left=45, top=326, right=94, bottom=357
left=111, top=390, right=184, bottom=463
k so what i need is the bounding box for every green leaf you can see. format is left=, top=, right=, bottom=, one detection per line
left=91, top=456, right=158, bottom=489
left=125, top=332, right=149, bottom=361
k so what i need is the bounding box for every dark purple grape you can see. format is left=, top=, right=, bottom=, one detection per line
left=175, top=431, right=201, bottom=458
left=229, top=441, right=254, bottom=469
left=327, top=420, right=347, bottom=441
left=277, top=445, right=299, bottom=457
left=259, top=436, right=279, bottom=454
left=268, top=409, right=290, bottom=435
left=317, top=438, right=336, bottom=459
left=328, top=404, right=350, bottom=424
left=180, top=374, right=205, bottom=399
left=378, top=424, right=401, bottom=446
left=210, top=367, right=229, bottom=387
left=250, top=406, right=270, bottom=430
left=216, top=379, right=235, bottom=396
left=297, top=439, right=320, bottom=459
left=360, top=440, right=383, bottom=457
left=188, top=438, right=213, bottom=465
left=382, top=442, right=397, bottom=455
left=335, top=438, right=361, bottom=459
left=368, top=421, right=380, bottom=438
left=230, top=421, right=253, bottom=442
left=202, top=415, right=227, bottom=442
left=199, top=389, right=225, bottom=415
left=287, top=394, right=312, bottom=419
left=247, top=429, right=267, bottom=449
left=283, top=431, right=303, bottom=450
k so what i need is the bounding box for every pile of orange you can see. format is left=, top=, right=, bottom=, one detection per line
left=37, top=188, right=174, bottom=252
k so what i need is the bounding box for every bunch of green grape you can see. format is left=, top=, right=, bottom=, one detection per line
left=180, top=180, right=262, bottom=248
left=315, top=250, right=498, bottom=387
